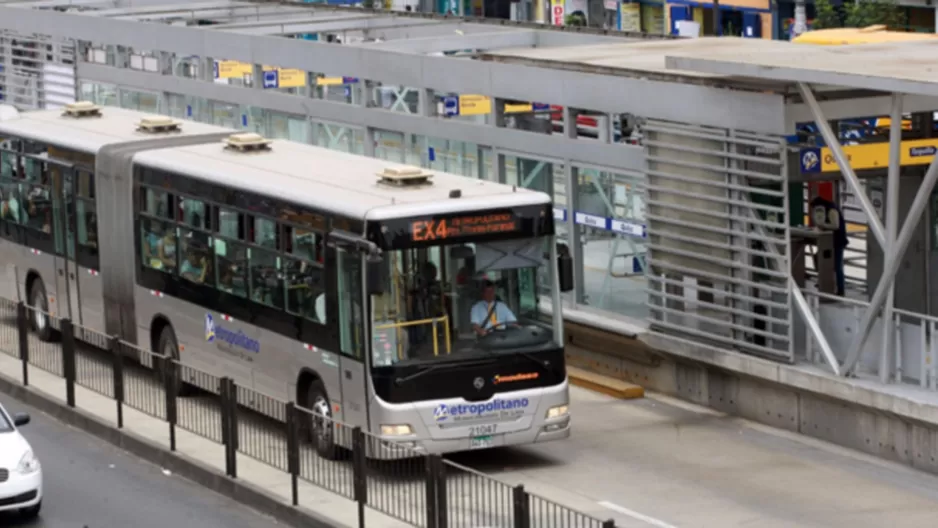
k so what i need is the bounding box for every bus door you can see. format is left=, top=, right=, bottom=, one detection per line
left=334, top=245, right=368, bottom=429
left=62, top=166, right=101, bottom=335
left=22, top=156, right=74, bottom=323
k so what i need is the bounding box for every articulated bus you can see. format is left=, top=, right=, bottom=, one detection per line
left=0, top=103, right=573, bottom=457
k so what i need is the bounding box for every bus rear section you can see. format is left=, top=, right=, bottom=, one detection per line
left=362, top=200, right=573, bottom=455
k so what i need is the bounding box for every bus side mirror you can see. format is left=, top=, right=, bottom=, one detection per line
left=558, top=253, right=574, bottom=292
left=366, top=254, right=385, bottom=296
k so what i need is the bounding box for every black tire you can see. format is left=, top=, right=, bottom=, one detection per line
left=156, top=325, right=193, bottom=397
left=28, top=279, right=54, bottom=342
left=306, top=380, right=339, bottom=460
left=20, top=501, right=41, bottom=520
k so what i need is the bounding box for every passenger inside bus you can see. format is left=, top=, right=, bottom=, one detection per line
left=141, top=220, right=177, bottom=271
left=470, top=280, right=518, bottom=336
left=180, top=235, right=211, bottom=284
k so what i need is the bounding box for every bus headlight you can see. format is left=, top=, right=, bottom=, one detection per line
left=381, top=424, right=414, bottom=436
left=546, top=405, right=568, bottom=419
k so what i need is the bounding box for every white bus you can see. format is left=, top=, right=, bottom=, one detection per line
left=0, top=103, right=573, bottom=457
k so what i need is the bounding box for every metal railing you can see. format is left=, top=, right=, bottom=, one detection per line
left=800, top=287, right=938, bottom=389
left=0, top=297, right=613, bottom=528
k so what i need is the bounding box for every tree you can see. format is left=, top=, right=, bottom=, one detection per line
left=811, top=0, right=906, bottom=31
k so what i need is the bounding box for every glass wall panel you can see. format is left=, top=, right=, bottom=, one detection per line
left=313, top=121, right=364, bottom=155
left=210, top=101, right=242, bottom=129
left=263, top=110, right=310, bottom=143
left=80, top=82, right=118, bottom=107
left=574, top=167, right=647, bottom=319
left=166, top=93, right=188, bottom=119
left=374, top=130, right=405, bottom=163
left=119, top=89, right=160, bottom=114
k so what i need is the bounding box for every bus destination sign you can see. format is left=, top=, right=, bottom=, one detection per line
left=411, top=212, right=519, bottom=242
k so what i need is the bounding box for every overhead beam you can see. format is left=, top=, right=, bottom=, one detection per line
left=94, top=2, right=240, bottom=17
left=218, top=16, right=440, bottom=36
left=798, top=83, right=886, bottom=248
left=0, top=7, right=786, bottom=133
left=352, top=30, right=537, bottom=54
left=785, top=94, right=938, bottom=133
left=667, top=54, right=938, bottom=99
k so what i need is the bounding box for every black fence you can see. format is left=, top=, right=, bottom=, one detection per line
left=0, top=297, right=615, bottom=528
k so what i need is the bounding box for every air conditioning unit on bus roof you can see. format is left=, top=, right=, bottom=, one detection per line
left=223, top=132, right=272, bottom=152
left=137, top=116, right=182, bottom=133
left=377, top=166, right=433, bottom=187
left=62, top=101, right=102, bottom=118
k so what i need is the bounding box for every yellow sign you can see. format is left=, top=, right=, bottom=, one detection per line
left=459, top=94, right=492, bottom=116
left=274, top=68, right=306, bottom=89
left=818, top=138, right=938, bottom=173
left=214, top=61, right=306, bottom=88
left=216, top=60, right=251, bottom=79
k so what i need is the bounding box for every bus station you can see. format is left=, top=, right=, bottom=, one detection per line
left=5, top=1, right=938, bottom=526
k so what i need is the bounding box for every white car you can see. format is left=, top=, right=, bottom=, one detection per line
left=0, top=402, right=42, bottom=520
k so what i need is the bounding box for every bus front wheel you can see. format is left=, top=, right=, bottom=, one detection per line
left=306, top=380, right=339, bottom=460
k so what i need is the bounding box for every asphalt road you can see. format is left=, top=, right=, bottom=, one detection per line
left=0, top=397, right=285, bottom=528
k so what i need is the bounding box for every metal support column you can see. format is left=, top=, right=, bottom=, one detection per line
left=798, top=83, right=887, bottom=248
left=563, top=105, right=586, bottom=304
left=490, top=99, right=506, bottom=183
left=843, top=151, right=938, bottom=375
left=417, top=88, right=433, bottom=167
left=881, top=94, right=903, bottom=383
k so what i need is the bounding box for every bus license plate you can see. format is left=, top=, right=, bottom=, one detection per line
left=470, top=436, right=494, bottom=449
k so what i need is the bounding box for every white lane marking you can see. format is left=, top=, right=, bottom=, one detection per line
left=598, top=501, right=679, bottom=528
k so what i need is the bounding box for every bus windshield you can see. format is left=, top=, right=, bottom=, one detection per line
left=370, top=236, right=552, bottom=366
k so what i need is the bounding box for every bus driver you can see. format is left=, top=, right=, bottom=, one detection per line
left=470, top=280, right=518, bottom=336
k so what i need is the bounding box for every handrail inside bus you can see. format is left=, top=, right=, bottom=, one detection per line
left=375, top=315, right=452, bottom=356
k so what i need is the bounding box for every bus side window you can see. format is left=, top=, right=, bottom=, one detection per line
left=179, top=229, right=212, bottom=285
left=143, top=188, right=173, bottom=219
left=284, top=256, right=325, bottom=323
left=76, top=169, right=97, bottom=252
left=0, top=151, right=15, bottom=179
left=214, top=238, right=249, bottom=298
left=179, top=197, right=210, bottom=231
left=249, top=247, right=283, bottom=309
left=141, top=218, right=177, bottom=273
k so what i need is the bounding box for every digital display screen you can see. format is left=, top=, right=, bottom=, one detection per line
left=410, top=212, right=519, bottom=242
left=368, top=203, right=554, bottom=250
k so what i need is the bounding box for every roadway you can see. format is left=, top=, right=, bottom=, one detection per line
left=0, top=397, right=285, bottom=528
left=8, top=326, right=938, bottom=527
left=450, top=385, right=938, bottom=527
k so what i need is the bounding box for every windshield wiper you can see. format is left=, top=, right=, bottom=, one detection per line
left=394, top=358, right=498, bottom=386
left=513, top=351, right=553, bottom=371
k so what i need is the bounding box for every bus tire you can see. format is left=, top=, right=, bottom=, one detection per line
left=156, top=325, right=193, bottom=397
left=307, top=380, right=339, bottom=460
left=28, top=279, right=54, bottom=342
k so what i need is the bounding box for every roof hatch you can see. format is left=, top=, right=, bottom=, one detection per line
left=223, top=133, right=272, bottom=152
left=137, top=116, right=182, bottom=133
left=377, top=166, right=433, bottom=187
left=62, top=101, right=102, bottom=118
